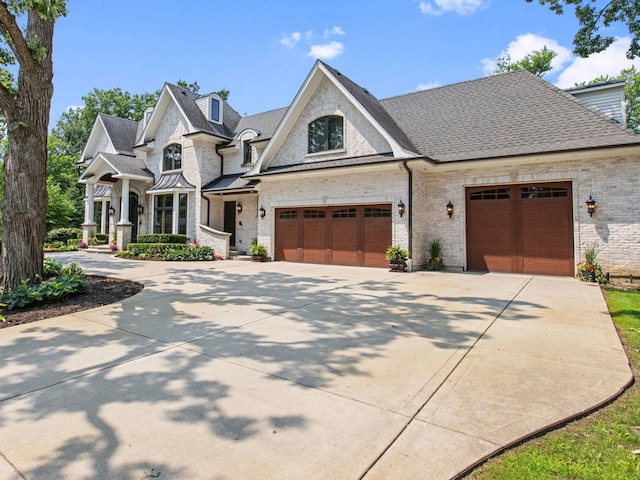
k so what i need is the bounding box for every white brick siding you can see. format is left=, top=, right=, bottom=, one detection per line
left=412, top=153, right=640, bottom=276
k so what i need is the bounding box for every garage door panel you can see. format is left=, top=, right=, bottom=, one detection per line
left=275, top=204, right=391, bottom=268
left=275, top=209, right=300, bottom=262
left=302, top=210, right=327, bottom=264
left=466, top=193, right=512, bottom=273
left=466, top=183, right=574, bottom=276
left=331, top=208, right=358, bottom=266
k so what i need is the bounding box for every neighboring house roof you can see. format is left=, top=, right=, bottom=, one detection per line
left=98, top=114, right=139, bottom=156
left=202, top=174, right=260, bottom=193
left=147, top=172, right=195, bottom=191
left=380, top=70, right=640, bottom=163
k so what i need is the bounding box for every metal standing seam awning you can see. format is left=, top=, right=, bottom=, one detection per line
left=201, top=174, right=259, bottom=195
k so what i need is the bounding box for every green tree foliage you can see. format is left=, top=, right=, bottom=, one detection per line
left=526, top=0, right=640, bottom=58
left=46, top=133, right=83, bottom=227
left=494, top=46, right=558, bottom=77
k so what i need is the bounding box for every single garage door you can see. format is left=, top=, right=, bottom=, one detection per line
left=275, top=204, right=392, bottom=268
left=466, top=182, right=574, bottom=276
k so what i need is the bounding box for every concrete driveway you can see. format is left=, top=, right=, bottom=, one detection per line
left=0, top=254, right=631, bottom=480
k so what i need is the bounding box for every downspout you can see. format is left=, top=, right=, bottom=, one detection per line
left=401, top=160, right=413, bottom=266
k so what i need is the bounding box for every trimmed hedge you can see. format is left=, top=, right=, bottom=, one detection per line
left=67, top=238, right=81, bottom=247
left=95, top=233, right=109, bottom=243
left=136, top=234, right=188, bottom=244
left=46, top=227, right=82, bottom=243
left=126, top=243, right=186, bottom=256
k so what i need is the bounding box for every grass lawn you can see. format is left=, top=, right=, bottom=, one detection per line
left=466, top=288, right=640, bottom=480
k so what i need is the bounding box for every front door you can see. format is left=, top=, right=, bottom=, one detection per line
left=224, top=201, right=237, bottom=247
left=129, top=192, right=139, bottom=243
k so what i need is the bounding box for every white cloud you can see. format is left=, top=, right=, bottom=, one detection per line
left=307, top=41, right=345, bottom=60
left=481, top=33, right=573, bottom=76
left=419, top=0, right=484, bottom=16
left=324, top=26, right=345, bottom=39
left=280, top=32, right=301, bottom=48
left=555, top=37, right=640, bottom=88
left=417, top=82, right=441, bottom=90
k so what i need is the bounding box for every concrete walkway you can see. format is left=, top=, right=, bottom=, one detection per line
left=0, top=253, right=631, bottom=480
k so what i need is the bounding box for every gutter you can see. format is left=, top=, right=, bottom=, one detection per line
left=402, top=160, right=413, bottom=261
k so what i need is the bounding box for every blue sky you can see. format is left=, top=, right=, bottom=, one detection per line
left=50, top=0, right=639, bottom=126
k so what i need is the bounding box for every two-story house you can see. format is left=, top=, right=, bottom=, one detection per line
left=78, top=60, right=640, bottom=276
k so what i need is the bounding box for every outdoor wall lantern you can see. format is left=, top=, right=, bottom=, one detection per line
left=236, top=203, right=243, bottom=214
left=259, top=206, right=266, bottom=219
left=586, top=195, right=596, bottom=217
left=398, top=200, right=406, bottom=218
left=108, top=206, right=116, bottom=216
left=136, top=204, right=144, bottom=215
left=446, top=201, right=454, bottom=218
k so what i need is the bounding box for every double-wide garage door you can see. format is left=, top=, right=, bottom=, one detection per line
left=466, top=182, right=574, bottom=276
left=275, top=204, right=392, bottom=268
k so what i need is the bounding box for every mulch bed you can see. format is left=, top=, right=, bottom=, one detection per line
left=0, top=275, right=144, bottom=329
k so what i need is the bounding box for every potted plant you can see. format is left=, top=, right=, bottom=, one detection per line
left=250, top=243, right=268, bottom=262
left=426, top=239, right=445, bottom=271
left=386, top=245, right=409, bottom=272
left=577, top=242, right=606, bottom=283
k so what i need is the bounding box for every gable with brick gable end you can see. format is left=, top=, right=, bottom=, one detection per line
left=78, top=61, right=640, bottom=276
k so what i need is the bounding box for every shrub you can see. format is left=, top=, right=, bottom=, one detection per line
left=125, top=243, right=185, bottom=257
left=67, top=238, right=81, bottom=247
left=43, top=258, right=63, bottom=278
left=1, top=263, right=87, bottom=310
left=46, top=227, right=82, bottom=243
left=163, top=246, right=214, bottom=261
left=136, top=234, right=188, bottom=244
left=95, top=233, right=108, bottom=243
left=577, top=242, right=607, bottom=284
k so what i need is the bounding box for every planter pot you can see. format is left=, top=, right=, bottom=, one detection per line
left=388, top=260, right=407, bottom=272
left=252, top=255, right=266, bottom=262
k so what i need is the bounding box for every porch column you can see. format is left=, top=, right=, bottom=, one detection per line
left=84, top=183, right=95, bottom=224
left=119, top=178, right=131, bottom=224
left=101, top=201, right=108, bottom=234
left=173, top=192, right=180, bottom=234
left=82, top=184, right=97, bottom=243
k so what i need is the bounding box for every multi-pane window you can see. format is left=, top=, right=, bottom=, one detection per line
left=211, top=98, right=220, bottom=122
left=469, top=188, right=511, bottom=200
left=154, top=194, right=173, bottom=234
left=308, top=115, right=344, bottom=153
left=178, top=194, right=187, bottom=235
left=243, top=142, right=253, bottom=165
left=163, top=144, right=182, bottom=171
left=364, top=207, right=391, bottom=218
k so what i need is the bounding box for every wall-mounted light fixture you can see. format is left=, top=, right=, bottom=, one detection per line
left=398, top=200, right=406, bottom=218
left=108, top=206, right=116, bottom=216
left=446, top=201, right=454, bottom=218
left=136, top=204, right=144, bottom=215
left=259, top=206, right=266, bottom=219
left=236, top=203, right=243, bottom=214
left=586, top=195, right=596, bottom=217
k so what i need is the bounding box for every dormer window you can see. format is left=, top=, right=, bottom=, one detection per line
left=163, top=143, right=182, bottom=171
left=308, top=115, right=344, bottom=154
left=211, top=98, right=220, bottom=123
left=243, top=141, right=253, bottom=165
left=144, top=107, right=153, bottom=127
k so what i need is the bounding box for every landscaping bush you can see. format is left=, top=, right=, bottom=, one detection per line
left=136, top=234, right=188, bottom=244
left=163, top=246, right=214, bottom=261
left=67, top=238, right=81, bottom=247
left=95, top=233, right=109, bottom=243
left=1, top=262, right=87, bottom=310
left=43, top=258, right=63, bottom=278
left=46, top=227, right=82, bottom=243
left=123, top=243, right=215, bottom=261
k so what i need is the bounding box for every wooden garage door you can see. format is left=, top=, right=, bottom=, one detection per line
left=275, top=205, right=391, bottom=268
left=466, top=182, right=574, bottom=276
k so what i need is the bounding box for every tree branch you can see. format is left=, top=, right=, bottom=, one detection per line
left=0, top=79, right=14, bottom=112
left=0, top=2, right=36, bottom=70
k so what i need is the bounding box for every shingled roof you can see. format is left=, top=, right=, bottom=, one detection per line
left=99, top=114, right=138, bottom=156
left=232, top=107, right=288, bottom=144
left=321, top=62, right=418, bottom=154
left=380, top=69, right=640, bottom=163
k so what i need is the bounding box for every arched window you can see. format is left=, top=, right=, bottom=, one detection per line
left=308, top=115, right=343, bottom=154
left=163, top=144, right=182, bottom=171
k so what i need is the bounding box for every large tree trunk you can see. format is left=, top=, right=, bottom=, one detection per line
left=1, top=9, right=55, bottom=290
